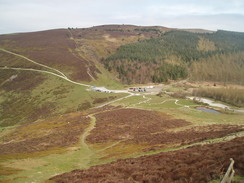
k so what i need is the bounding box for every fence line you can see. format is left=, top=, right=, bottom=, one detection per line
left=221, top=158, right=235, bottom=183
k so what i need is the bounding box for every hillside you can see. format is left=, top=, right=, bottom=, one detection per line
left=0, top=25, right=171, bottom=127
left=104, top=30, right=244, bottom=84
left=0, top=26, right=148, bottom=126
left=0, top=69, right=125, bottom=127
left=1, top=27, right=243, bottom=87
left=0, top=25, right=244, bottom=183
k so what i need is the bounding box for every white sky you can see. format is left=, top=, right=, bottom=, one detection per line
left=0, top=0, right=244, bottom=34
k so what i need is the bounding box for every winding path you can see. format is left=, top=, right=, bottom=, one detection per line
left=0, top=48, right=134, bottom=102
left=130, top=95, right=152, bottom=107
left=81, top=114, right=96, bottom=152
left=0, top=67, right=91, bottom=87
left=139, top=130, right=244, bottom=158
left=0, top=48, right=68, bottom=78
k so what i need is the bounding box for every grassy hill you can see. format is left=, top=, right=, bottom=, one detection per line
left=1, top=27, right=139, bottom=127
left=1, top=25, right=243, bottom=130
left=0, top=25, right=244, bottom=183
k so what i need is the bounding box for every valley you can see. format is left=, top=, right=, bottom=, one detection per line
left=0, top=25, right=244, bottom=183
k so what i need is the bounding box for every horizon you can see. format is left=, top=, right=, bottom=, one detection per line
left=1, top=24, right=244, bottom=36
left=0, top=0, right=244, bottom=34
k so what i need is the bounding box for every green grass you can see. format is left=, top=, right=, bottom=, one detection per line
left=144, top=103, right=243, bottom=125
left=113, top=94, right=244, bottom=126
left=0, top=69, right=126, bottom=127
left=0, top=147, right=98, bottom=183
left=86, top=62, right=124, bottom=90
left=113, top=95, right=146, bottom=106
left=209, top=175, right=244, bottom=183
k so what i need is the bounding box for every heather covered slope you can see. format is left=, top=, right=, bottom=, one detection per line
left=1, top=104, right=243, bottom=183
left=0, top=25, right=244, bottom=183
left=49, top=137, right=244, bottom=183
left=0, top=29, right=98, bottom=82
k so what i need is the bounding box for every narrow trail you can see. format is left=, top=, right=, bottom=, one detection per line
left=130, top=95, right=152, bottom=107
left=97, top=139, right=128, bottom=153
left=82, top=106, right=129, bottom=153
left=86, top=67, right=96, bottom=81
left=141, top=95, right=152, bottom=104
left=69, top=45, right=96, bottom=81
left=131, top=98, right=182, bottom=107
left=0, top=48, right=68, bottom=78
left=67, top=29, right=96, bottom=81
left=138, top=130, right=244, bottom=158
left=176, top=130, right=244, bottom=149
left=81, top=114, right=96, bottom=152
left=142, top=98, right=198, bottom=111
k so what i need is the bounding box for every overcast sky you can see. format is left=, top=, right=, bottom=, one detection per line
left=0, top=0, right=244, bottom=34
